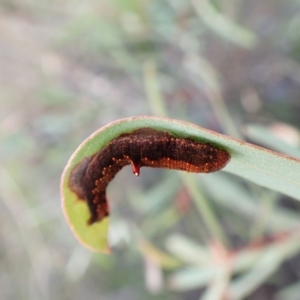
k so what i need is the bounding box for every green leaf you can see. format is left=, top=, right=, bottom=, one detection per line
left=191, top=0, right=257, bottom=48
left=61, top=116, right=300, bottom=252
left=168, top=266, right=219, bottom=291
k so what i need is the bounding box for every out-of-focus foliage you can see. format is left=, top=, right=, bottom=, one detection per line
left=1, top=0, right=300, bottom=299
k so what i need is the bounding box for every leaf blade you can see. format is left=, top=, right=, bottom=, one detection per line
left=61, top=116, right=300, bottom=252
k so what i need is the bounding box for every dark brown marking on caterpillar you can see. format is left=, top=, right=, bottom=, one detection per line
left=69, top=128, right=230, bottom=224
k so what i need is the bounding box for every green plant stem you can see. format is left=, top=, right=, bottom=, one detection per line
left=181, top=173, right=229, bottom=247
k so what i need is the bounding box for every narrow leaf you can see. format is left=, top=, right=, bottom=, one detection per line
left=61, top=116, right=300, bottom=252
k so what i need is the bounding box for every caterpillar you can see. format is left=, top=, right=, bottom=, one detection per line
left=69, top=128, right=230, bottom=224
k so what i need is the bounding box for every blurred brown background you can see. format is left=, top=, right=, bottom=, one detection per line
left=1, top=1, right=300, bottom=299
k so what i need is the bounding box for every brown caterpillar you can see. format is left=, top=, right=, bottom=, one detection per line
left=69, top=128, right=230, bottom=224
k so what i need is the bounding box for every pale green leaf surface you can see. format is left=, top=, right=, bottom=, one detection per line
left=200, top=173, right=300, bottom=231
left=165, top=235, right=210, bottom=265
left=61, top=116, right=300, bottom=252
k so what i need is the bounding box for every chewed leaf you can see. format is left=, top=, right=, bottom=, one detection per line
left=68, top=128, right=230, bottom=225
left=61, top=116, right=300, bottom=252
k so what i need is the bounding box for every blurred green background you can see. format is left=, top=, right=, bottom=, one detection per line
left=2, top=0, right=300, bottom=299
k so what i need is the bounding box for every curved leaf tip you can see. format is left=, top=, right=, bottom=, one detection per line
left=61, top=116, right=300, bottom=252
